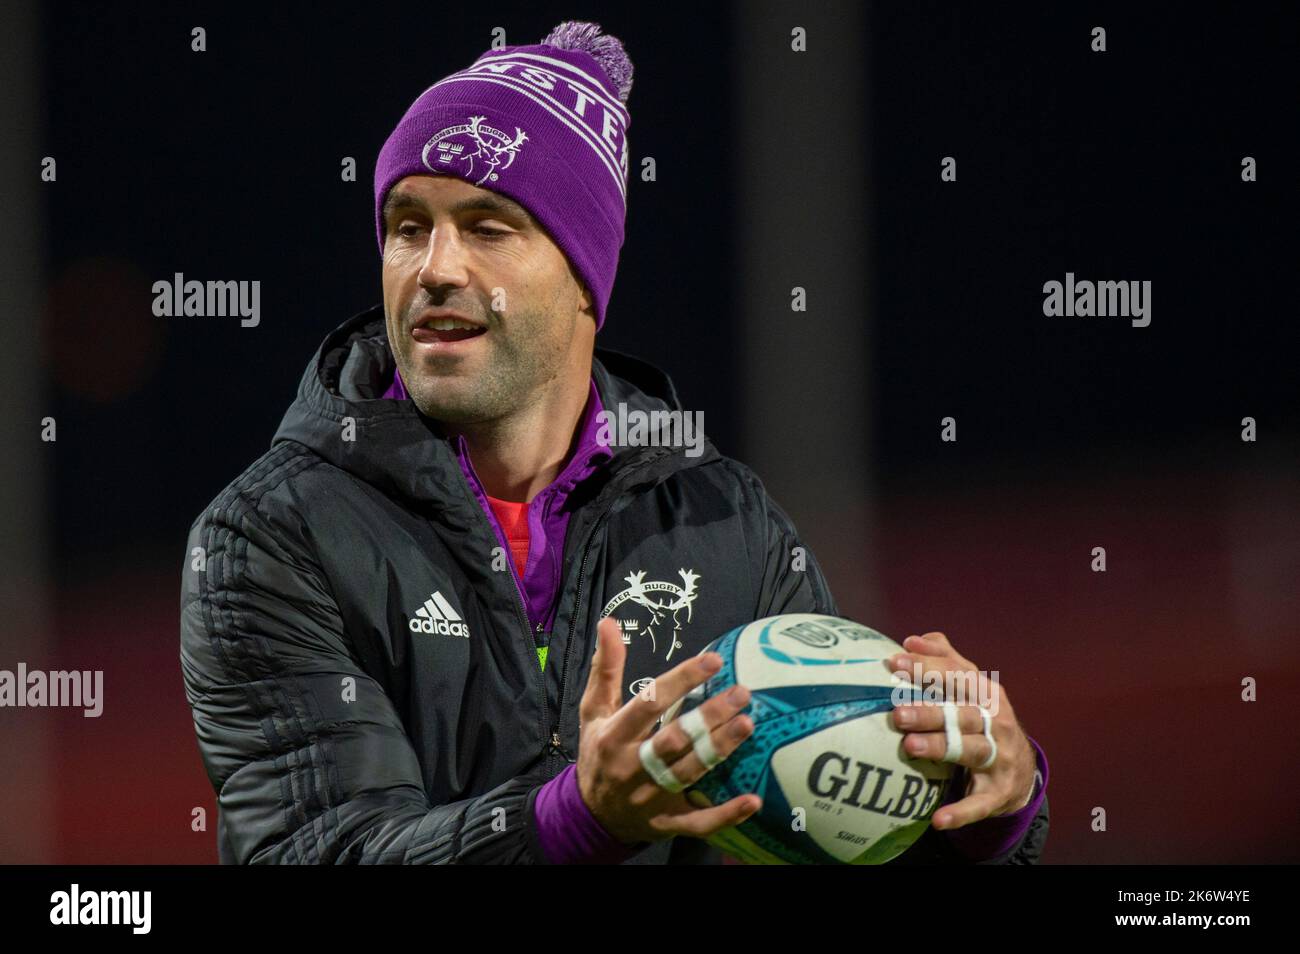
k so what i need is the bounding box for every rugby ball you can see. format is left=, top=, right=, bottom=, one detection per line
left=662, top=613, right=954, bottom=864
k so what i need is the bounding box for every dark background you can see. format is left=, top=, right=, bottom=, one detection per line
left=1, top=0, right=1295, bottom=863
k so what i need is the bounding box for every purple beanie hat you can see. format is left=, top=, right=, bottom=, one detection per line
left=374, top=21, right=633, bottom=332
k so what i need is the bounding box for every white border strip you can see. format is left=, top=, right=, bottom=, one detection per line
left=475, top=50, right=629, bottom=120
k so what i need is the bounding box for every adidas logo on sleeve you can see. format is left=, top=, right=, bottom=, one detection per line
left=408, top=591, right=470, bottom=638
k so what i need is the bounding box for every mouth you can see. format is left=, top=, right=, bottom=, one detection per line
left=409, top=310, right=488, bottom=347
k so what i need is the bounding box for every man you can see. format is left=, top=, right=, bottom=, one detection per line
left=179, top=20, right=1049, bottom=864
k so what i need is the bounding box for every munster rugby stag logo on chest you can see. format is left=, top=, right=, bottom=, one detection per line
left=601, top=569, right=701, bottom=662
left=421, top=115, right=529, bottom=186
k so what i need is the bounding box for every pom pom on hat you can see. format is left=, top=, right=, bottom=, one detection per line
left=541, top=20, right=634, bottom=104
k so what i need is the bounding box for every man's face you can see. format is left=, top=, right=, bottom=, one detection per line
left=380, top=174, right=593, bottom=424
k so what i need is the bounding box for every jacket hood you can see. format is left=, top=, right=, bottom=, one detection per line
left=271, top=305, right=718, bottom=511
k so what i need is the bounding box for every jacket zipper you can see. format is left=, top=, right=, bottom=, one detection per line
left=547, top=498, right=615, bottom=765
left=454, top=445, right=557, bottom=767
left=502, top=528, right=568, bottom=768
left=508, top=578, right=554, bottom=761
left=534, top=493, right=566, bottom=766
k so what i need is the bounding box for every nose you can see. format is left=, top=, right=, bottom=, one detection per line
left=417, top=220, right=470, bottom=294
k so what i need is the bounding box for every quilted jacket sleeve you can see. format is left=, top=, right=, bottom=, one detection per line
left=739, top=464, right=1051, bottom=865
left=179, top=493, right=548, bottom=865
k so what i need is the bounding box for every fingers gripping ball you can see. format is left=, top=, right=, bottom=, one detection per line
left=661, top=614, right=955, bottom=864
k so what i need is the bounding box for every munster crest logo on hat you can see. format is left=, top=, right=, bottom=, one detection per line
left=420, top=115, right=530, bottom=187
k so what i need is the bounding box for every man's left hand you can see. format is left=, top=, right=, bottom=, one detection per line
left=885, top=631, right=1037, bottom=831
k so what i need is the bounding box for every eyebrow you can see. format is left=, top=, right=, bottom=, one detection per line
left=381, top=189, right=534, bottom=227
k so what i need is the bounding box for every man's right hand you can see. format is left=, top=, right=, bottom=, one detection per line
left=576, top=616, right=761, bottom=846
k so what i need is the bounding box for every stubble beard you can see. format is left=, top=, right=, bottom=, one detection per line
left=391, top=303, right=569, bottom=428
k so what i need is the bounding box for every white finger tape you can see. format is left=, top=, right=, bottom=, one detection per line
left=678, top=708, right=708, bottom=742
left=639, top=737, right=684, bottom=793
left=941, top=702, right=963, bottom=763
left=678, top=707, right=723, bottom=770
left=976, top=705, right=998, bottom=769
